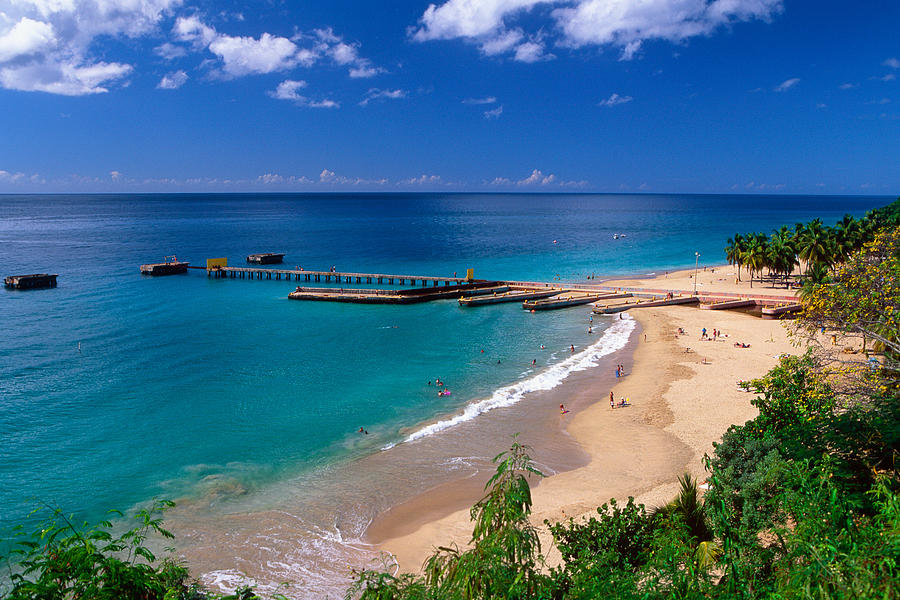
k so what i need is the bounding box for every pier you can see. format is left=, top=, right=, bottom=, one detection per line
left=138, top=256, right=802, bottom=318
left=209, top=266, right=469, bottom=286
left=288, top=281, right=502, bottom=304
left=140, top=256, right=189, bottom=276
left=247, top=253, right=285, bottom=264
left=5, top=273, right=58, bottom=289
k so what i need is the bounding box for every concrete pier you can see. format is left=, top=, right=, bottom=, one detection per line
left=5, top=273, right=58, bottom=289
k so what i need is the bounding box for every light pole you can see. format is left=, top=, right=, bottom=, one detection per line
left=693, top=252, right=700, bottom=295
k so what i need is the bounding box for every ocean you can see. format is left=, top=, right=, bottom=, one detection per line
left=0, top=192, right=886, bottom=597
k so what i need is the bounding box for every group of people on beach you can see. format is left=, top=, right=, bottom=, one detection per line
left=700, top=327, right=724, bottom=341
left=609, top=391, right=630, bottom=409
left=615, top=364, right=626, bottom=378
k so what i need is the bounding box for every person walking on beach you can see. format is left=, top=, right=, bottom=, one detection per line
left=610, top=391, right=615, bottom=409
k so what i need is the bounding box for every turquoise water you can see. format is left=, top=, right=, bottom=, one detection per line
left=0, top=193, right=886, bottom=594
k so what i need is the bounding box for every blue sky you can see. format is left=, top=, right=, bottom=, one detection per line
left=0, top=0, right=897, bottom=194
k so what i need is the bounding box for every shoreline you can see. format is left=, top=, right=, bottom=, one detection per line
left=370, top=265, right=798, bottom=572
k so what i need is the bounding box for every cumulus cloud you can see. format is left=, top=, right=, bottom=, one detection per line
left=269, top=79, right=338, bottom=108
left=157, top=70, right=188, bottom=89
left=319, top=168, right=388, bottom=186
left=411, top=0, right=782, bottom=63
left=359, top=88, right=407, bottom=106
left=484, top=104, right=503, bottom=118
left=171, top=19, right=382, bottom=80
left=155, top=42, right=187, bottom=60
left=0, top=169, right=26, bottom=182
left=880, top=73, right=896, bottom=82
left=518, top=169, right=556, bottom=185
left=598, top=92, right=632, bottom=106
left=0, top=0, right=179, bottom=94
left=257, top=173, right=313, bottom=184
left=402, top=174, right=442, bottom=185
left=883, top=57, right=900, bottom=69
left=774, top=77, right=799, bottom=92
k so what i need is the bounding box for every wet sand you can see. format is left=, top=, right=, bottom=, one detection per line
left=374, top=267, right=798, bottom=572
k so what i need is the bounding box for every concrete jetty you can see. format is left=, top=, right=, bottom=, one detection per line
left=459, top=288, right=560, bottom=306
left=700, top=299, right=758, bottom=310
left=5, top=273, right=58, bottom=289
left=761, top=303, right=802, bottom=318
left=247, top=253, right=285, bottom=264
left=594, top=295, right=699, bottom=314
left=523, top=292, right=607, bottom=311
left=140, top=256, right=188, bottom=276
left=288, top=281, right=501, bottom=304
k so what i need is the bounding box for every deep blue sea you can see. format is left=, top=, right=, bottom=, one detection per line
left=0, top=193, right=886, bottom=596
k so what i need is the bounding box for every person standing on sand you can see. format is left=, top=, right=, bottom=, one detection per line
left=610, top=391, right=615, bottom=409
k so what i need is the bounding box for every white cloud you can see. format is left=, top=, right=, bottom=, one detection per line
left=479, top=28, right=524, bottom=55
left=0, top=169, right=26, bottom=182
left=257, top=173, right=313, bottom=185
left=403, top=174, right=442, bottom=185
left=319, top=168, right=388, bottom=186
left=0, top=0, right=179, bottom=95
left=412, top=0, right=782, bottom=62
left=349, top=65, right=381, bottom=78
left=774, top=77, right=799, bottom=92
left=839, top=82, right=857, bottom=90
left=484, top=104, right=503, bottom=118
left=269, top=79, right=338, bottom=108
left=208, top=32, right=300, bottom=77
left=463, top=96, right=497, bottom=104
left=0, top=17, right=55, bottom=62
left=110, top=170, right=122, bottom=181
left=881, top=73, right=896, bottom=82
left=619, top=40, right=641, bottom=61
left=866, top=98, right=890, bottom=105
left=154, top=41, right=187, bottom=60
left=598, top=92, right=632, bottom=106
left=513, top=40, right=550, bottom=62
left=359, top=88, right=407, bottom=106
left=516, top=169, right=557, bottom=186
left=883, top=57, right=900, bottom=69
left=157, top=69, right=188, bottom=89
left=172, top=20, right=381, bottom=81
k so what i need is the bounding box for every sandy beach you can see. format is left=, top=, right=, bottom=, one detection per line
left=371, top=265, right=800, bottom=572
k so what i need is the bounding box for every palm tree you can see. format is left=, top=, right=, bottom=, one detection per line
left=652, top=473, right=719, bottom=568
left=743, top=236, right=768, bottom=288
left=725, top=233, right=746, bottom=281
left=797, top=219, right=832, bottom=272
left=768, top=227, right=798, bottom=287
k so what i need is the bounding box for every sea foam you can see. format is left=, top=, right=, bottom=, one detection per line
left=392, top=313, right=636, bottom=447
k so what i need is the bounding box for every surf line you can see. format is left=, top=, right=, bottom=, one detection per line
left=383, top=314, right=636, bottom=450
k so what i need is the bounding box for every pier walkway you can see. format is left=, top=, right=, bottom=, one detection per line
left=209, top=267, right=468, bottom=286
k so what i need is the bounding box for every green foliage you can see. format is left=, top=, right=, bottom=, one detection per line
left=1, top=500, right=195, bottom=600
left=0, top=501, right=276, bottom=600
left=547, top=497, right=655, bottom=572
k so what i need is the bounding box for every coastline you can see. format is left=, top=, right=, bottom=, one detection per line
left=370, top=265, right=798, bottom=572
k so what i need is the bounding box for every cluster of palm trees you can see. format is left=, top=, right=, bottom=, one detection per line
left=723, top=215, right=875, bottom=288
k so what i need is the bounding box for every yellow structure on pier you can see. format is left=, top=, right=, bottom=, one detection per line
left=206, top=257, right=228, bottom=270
